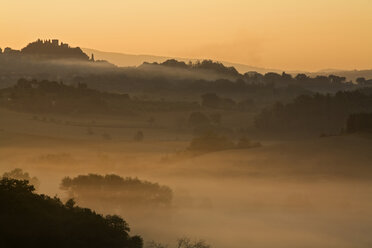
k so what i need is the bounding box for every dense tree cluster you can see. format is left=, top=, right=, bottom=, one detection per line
left=2, top=168, right=40, bottom=191
left=355, top=77, right=372, bottom=88
left=143, top=59, right=240, bottom=78
left=0, top=79, right=199, bottom=114
left=0, top=178, right=143, bottom=248
left=255, top=89, right=372, bottom=135
left=60, top=174, right=173, bottom=211
left=0, top=78, right=111, bottom=113
left=74, top=66, right=360, bottom=102
left=346, top=113, right=372, bottom=133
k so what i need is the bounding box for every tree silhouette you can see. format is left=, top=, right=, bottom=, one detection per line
left=0, top=177, right=143, bottom=248
left=60, top=174, right=173, bottom=211
left=2, top=168, right=40, bottom=191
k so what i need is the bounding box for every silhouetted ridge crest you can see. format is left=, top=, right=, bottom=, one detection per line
left=142, top=59, right=240, bottom=77
left=21, top=39, right=89, bottom=60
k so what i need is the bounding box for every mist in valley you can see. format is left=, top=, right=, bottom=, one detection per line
left=2, top=100, right=372, bottom=247
left=1, top=10, right=372, bottom=246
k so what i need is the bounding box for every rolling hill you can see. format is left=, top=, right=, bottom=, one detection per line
left=82, top=48, right=280, bottom=74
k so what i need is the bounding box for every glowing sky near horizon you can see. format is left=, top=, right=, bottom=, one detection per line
left=1, top=0, right=371, bottom=71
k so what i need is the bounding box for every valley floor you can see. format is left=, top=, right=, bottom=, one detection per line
left=1, top=108, right=372, bottom=248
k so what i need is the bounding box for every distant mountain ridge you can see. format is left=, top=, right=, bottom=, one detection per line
left=82, top=48, right=372, bottom=81
left=1, top=39, right=371, bottom=87
left=82, top=48, right=280, bottom=74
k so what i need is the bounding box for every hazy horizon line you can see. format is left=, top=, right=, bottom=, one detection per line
left=82, top=47, right=372, bottom=74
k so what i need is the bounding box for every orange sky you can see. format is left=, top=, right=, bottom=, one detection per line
left=1, top=0, right=371, bottom=71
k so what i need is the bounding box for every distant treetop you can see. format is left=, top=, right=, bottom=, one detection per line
left=142, top=59, right=240, bottom=77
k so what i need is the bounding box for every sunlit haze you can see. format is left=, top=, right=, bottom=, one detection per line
left=3, top=2, right=372, bottom=248
left=1, top=0, right=371, bottom=71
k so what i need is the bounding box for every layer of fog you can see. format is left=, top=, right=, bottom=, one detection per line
left=0, top=55, right=239, bottom=90
left=1, top=108, right=372, bottom=248
left=2, top=140, right=372, bottom=248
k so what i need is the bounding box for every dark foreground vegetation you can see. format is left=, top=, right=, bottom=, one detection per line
left=0, top=178, right=143, bottom=248
left=2, top=168, right=40, bottom=191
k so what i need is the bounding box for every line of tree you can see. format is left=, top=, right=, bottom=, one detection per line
left=2, top=42, right=370, bottom=97
left=346, top=113, right=372, bottom=133
left=0, top=78, right=199, bottom=114
left=79, top=69, right=356, bottom=95
left=254, top=88, right=372, bottom=135
left=60, top=174, right=173, bottom=211
left=142, top=59, right=240, bottom=78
